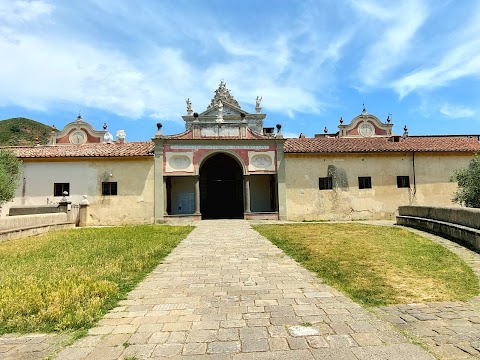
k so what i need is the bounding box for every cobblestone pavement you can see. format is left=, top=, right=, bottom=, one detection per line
left=0, top=332, right=71, bottom=360
left=374, top=226, right=480, bottom=360
left=53, top=220, right=432, bottom=359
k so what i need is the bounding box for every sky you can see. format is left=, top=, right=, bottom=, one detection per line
left=1, top=0, right=480, bottom=141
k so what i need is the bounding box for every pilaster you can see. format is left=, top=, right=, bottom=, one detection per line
left=153, top=138, right=165, bottom=223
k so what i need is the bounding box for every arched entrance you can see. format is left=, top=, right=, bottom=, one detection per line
left=200, top=153, right=244, bottom=219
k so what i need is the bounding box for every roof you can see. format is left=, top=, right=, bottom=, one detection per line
left=4, top=135, right=480, bottom=159
left=5, top=142, right=155, bottom=159
left=284, top=136, right=480, bottom=153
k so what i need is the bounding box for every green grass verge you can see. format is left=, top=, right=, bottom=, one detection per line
left=0, top=225, right=192, bottom=334
left=253, top=223, right=479, bottom=307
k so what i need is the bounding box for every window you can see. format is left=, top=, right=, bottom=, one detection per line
left=54, top=183, right=70, bottom=197
left=319, top=177, right=333, bottom=190
left=102, top=182, right=117, bottom=196
left=358, top=177, right=372, bottom=189
left=397, top=176, right=410, bottom=188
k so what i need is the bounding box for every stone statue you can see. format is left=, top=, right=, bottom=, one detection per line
left=255, top=96, right=262, bottom=113
left=256, top=96, right=262, bottom=108
left=216, top=100, right=224, bottom=123
left=104, top=131, right=113, bottom=144
left=116, top=130, right=126, bottom=143
left=186, top=98, right=192, bottom=114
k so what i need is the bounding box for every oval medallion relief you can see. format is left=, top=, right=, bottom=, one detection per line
left=170, top=155, right=191, bottom=170
left=251, top=154, right=272, bottom=169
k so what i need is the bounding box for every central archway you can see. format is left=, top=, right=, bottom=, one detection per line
left=200, top=153, right=244, bottom=219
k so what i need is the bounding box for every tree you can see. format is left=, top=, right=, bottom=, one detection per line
left=0, top=150, right=21, bottom=206
left=451, top=154, right=480, bottom=208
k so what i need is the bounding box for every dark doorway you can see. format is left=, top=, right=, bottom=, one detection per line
left=200, top=153, right=244, bottom=219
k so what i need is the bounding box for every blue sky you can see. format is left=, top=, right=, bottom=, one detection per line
left=1, top=0, right=479, bottom=141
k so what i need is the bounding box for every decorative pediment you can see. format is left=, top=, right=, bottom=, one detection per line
left=200, top=104, right=245, bottom=117
left=338, top=107, right=394, bottom=138
left=49, top=115, right=107, bottom=145
left=177, top=80, right=271, bottom=138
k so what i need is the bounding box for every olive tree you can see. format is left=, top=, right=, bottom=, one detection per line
left=0, top=150, right=21, bottom=206
left=451, top=154, right=480, bottom=208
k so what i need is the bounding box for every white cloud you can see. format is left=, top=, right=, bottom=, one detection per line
left=354, top=0, right=429, bottom=87
left=0, top=0, right=54, bottom=23
left=391, top=2, right=480, bottom=97
left=440, top=104, right=475, bottom=119
left=349, top=0, right=393, bottom=19
left=282, top=131, right=299, bottom=139
left=392, top=36, right=480, bottom=98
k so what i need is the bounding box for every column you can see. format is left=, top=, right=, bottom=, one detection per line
left=194, top=175, right=200, bottom=214
left=276, top=139, right=287, bottom=220
left=163, top=176, right=168, bottom=215
left=244, top=175, right=251, bottom=213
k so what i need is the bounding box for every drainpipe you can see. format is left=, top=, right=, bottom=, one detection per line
left=412, top=151, right=417, bottom=196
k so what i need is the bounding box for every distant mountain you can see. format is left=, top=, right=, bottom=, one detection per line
left=0, top=118, right=52, bottom=146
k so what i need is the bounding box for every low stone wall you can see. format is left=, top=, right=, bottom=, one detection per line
left=9, top=205, right=63, bottom=216
left=397, top=206, right=480, bottom=252
left=0, top=213, right=75, bottom=242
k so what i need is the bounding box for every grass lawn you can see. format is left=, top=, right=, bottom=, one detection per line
left=0, top=225, right=192, bottom=334
left=253, top=223, right=479, bottom=307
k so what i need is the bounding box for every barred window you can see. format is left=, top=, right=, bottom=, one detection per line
left=358, top=176, right=372, bottom=189
left=102, top=182, right=117, bottom=196
left=397, top=176, right=410, bottom=188
left=54, top=183, right=70, bottom=196
left=319, top=177, right=333, bottom=190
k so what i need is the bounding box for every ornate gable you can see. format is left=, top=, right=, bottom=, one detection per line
left=338, top=107, right=394, bottom=138
left=181, top=80, right=268, bottom=137
left=49, top=115, right=110, bottom=145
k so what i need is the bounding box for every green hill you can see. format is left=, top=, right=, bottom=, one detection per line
left=0, top=118, right=52, bottom=146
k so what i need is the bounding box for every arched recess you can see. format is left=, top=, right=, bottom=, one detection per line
left=199, top=153, right=244, bottom=219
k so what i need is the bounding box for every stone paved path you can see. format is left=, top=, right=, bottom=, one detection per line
left=0, top=333, right=70, bottom=360
left=54, top=220, right=433, bottom=359
left=374, top=227, right=480, bottom=360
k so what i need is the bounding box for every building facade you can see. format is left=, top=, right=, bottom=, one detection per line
left=3, top=82, right=480, bottom=224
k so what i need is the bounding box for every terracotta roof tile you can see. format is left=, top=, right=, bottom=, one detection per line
left=284, top=136, right=480, bottom=153
left=5, top=142, right=155, bottom=159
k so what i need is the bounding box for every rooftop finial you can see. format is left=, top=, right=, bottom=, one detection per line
left=362, top=103, right=367, bottom=114
left=387, top=114, right=391, bottom=123
left=324, top=127, right=328, bottom=134
left=155, top=122, right=163, bottom=137
left=339, top=117, right=343, bottom=124
left=103, top=122, right=107, bottom=130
